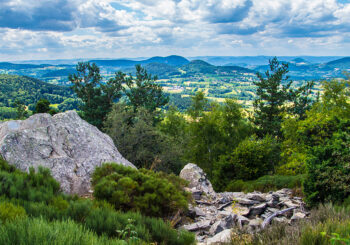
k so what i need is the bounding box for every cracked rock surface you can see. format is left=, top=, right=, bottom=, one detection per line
left=0, top=111, right=135, bottom=194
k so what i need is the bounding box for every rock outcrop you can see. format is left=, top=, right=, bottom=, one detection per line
left=0, top=111, right=135, bottom=194
left=180, top=163, right=308, bottom=245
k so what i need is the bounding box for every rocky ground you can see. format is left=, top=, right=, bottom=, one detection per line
left=179, top=163, right=309, bottom=244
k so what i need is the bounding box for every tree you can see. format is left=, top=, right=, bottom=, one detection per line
left=124, top=65, right=169, bottom=112
left=253, top=57, right=292, bottom=138
left=253, top=57, right=315, bottom=139
left=13, top=100, right=28, bottom=119
left=104, top=103, right=185, bottom=173
left=185, top=96, right=252, bottom=178
left=69, top=62, right=124, bottom=129
left=33, top=99, right=58, bottom=115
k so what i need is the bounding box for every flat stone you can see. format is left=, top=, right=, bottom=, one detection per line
left=247, top=203, right=267, bottom=217
left=206, top=229, right=232, bottom=244
left=247, top=193, right=266, bottom=202
left=236, top=215, right=250, bottom=228
left=290, top=212, right=306, bottom=223
left=183, top=220, right=211, bottom=232
left=234, top=198, right=260, bottom=205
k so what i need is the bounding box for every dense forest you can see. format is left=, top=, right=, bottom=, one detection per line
left=1, top=58, right=350, bottom=244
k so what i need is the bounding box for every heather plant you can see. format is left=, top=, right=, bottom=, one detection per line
left=92, top=163, right=189, bottom=217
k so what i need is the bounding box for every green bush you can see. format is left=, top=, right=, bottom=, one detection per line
left=0, top=159, right=61, bottom=203
left=225, top=174, right=305, bottom=193
left=92, top=163, right=189, bottom=217
left=0, top=201, right=26, bottom=223
left=0, top=217, right=124, bottom=245
left=213, top=135, right=280, bottom=191
left=303, top=120, right=350, bottom=207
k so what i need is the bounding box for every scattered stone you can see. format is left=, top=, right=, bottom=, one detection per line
left=179, top=164, right=308, bottom=244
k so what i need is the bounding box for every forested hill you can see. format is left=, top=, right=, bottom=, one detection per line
left=0, top=74, right=74, bottom=107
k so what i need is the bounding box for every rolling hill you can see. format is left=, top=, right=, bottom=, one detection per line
left=90, top=55, right=190, bottom=68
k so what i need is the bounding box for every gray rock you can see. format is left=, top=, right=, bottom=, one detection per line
left=0, top=111, right=135, bottom=194
left=248, top=203, right=267, bottom=217
left=183, top=220, right=211, bottom=232
left=234, top=198, right=260, bottom=206
left=290, top=212, right=306, bottom=223
left=206, top=229, right=232, bottom=244
left=209, top=220, right=226, bottom=235
left=236, top=215, right=250, bottom=228
left=247, top=193, right=266, bottom=202
left=194, top=207, right=206, bottom=217
left=180, top=163, right=216, bottom=198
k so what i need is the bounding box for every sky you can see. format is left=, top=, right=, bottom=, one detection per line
left=1, top=0, right=350, bottom=61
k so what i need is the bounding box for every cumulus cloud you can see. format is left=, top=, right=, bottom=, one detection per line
left=1, top=0, right=350, bottom=59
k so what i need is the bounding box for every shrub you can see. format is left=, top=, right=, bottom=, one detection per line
left=0, top=201, right=26, bottom=223
left=0, top=217, right=124, bottom=245
left=0, top=159, right=61, bottom=203
left=92, top=163, right=189, bottom=217
left=303, top=122, right=350, bottom=207
left=225, top=174, right=305, bottom=193
left=213, top=135, right=280, bottom=191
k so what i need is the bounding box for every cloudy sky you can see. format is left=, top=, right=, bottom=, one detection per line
left=1, top=0, right=350, bottom=61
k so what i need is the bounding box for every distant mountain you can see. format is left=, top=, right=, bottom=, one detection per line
left=42, top=68, right=77, bottom=78
left=122, top=62, right=181, bottom=78
left=290, top=58, right=310, bottom=65
left=181, top=60, right=253, bottom=75
left=0, top=62, right=47, bottom=70
left=326, top=57, right=350, bottom=69
left=90, top=55, right=189, bottom=68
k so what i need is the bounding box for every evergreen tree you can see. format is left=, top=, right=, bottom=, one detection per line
left=69, top=62, right=124, bottom=129
left=124, top=65, right=169, bottom=112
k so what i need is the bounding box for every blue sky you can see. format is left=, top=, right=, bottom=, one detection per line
left=1, top=0, right=350, bottom=61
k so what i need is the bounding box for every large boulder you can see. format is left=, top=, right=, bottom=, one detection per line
left=0, top=111, right=135, bottom=194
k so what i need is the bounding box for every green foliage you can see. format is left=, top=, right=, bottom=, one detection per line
left=33, top=98, right=58, bottom=115
left=13, top=99, right=29, bottom=119
left=0, top=159, right=194, bottom=245
left=225, top=174, right=305, bottom=193
left=69, top=62, right=124, bottom=129
left=0, top=160, right=61, bottom=203
left=0, top=201, right=26, bottom=223
left=253, top=57, right=315, bottom=139
left=0, top=74, right=74, bottom=120
left=104, top=103, right=185, bottom=173
left=303, top=121, right=350, bottom=206
left=186, top=95, right=252, bottom=178
left=0, top=217, right=124, bottom=245
left=92, top=163, right=189, bottom=217
left=213, top=135, right=280, bottom=191
left=124, top=64, right=169, bottom=112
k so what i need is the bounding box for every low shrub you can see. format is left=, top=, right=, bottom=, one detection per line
left=0, top=201, right=26, bottom=223
left=0, top=217, right=124, bottom=245
left=92, top=163, right=190, bottom=217
left=225, top=174, right=305, bottom=193
left=0, top=159, right=61, bottom=203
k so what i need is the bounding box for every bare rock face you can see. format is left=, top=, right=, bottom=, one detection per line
left=0, top=111, right=135, bottom=194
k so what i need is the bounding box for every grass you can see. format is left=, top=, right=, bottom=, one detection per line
left=229, top=204, right=350, bottom=245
